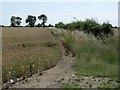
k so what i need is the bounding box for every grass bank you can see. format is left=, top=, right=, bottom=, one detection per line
left=75, top=32, right=118, bottom=80
left=50, top=28, right=118, bottom=81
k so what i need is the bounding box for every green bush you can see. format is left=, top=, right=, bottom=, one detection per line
left=55, top=22, right=65, bottom=28
left=55, top=18, right=113, bottom=38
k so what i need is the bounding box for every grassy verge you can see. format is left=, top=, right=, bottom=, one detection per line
left=49, top=28, right=76, bottom=56
left=74, top=33, right=118, bottom=80
left=50, top=28, right=118, bottom=81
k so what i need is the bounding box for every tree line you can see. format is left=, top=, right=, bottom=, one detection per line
left=55, top=18, right=113, bottom=38
left=1, top=15, right=116, bottom=38
left=10, top=14, right=53, bottom=27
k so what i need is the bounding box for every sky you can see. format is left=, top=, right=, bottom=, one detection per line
left=1, top=1, right=119, bottom=26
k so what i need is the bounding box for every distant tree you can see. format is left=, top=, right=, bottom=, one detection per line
left=55, top=22, right=65, bottom=28
left=102, top=22, right=113, bottom=37
left=36, top=23, right=42, bottom=27
left=10, top=16, right=22, bottom=27
left=26, top=15, right=36, bottom=27
left=48, top=24, right=54, bottom=27
left=38, top=14, right=47, bottom=27
left=10, top=16, right=16, bottom=27
left=16, top=17, right=22, bottom=26
left=114, top=26, right=117, bottom=28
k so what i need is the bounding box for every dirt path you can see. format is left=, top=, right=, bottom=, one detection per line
left=10, top=50, right=75, bottom=88
left=5, top=45, right=119, bottom=88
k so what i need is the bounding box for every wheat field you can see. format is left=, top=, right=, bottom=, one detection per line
left=2, top=27, right=63, bottom=83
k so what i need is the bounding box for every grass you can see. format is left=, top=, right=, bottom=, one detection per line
left=74, top=31, right=118, bottom=80
left=2, top=27, right=63, bottom=83
left=99, top=82, right=113, bottom=88
left=50, top=28, right=76, bottom=55
left=2, top=27, right=118, bottom=88
left=50, top=28, right=118, bottom=81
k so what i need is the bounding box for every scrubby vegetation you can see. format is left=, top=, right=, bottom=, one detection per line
left=55, top=18, right=113, bottom=39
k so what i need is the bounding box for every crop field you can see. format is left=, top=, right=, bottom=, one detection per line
left=2, top=27, right=63, bottom=83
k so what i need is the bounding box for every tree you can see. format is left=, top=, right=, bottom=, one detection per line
left=10, top=16, right=16, bottom=27
left=26, top=15, right=36, bottom=27
left=16, top=17, right=22, bottom=26
left=38, top=14, right=47, bottom=27
left=55, top=22, right=65, bottom=28
left=10, top=16, right=22, bottom=27
left=48, top=24, right=54, bottom=27
left=102, top=22, right=113, bottom=37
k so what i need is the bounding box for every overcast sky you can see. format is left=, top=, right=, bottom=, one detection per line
left=1, top=1, right=119, bottom=26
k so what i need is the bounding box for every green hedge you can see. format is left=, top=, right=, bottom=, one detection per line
left=55, top=18, right=113, bottom=38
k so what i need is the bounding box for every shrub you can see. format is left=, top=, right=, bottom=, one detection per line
left=55, top=18, right=113, bottom=38
left=55, top=22, right=65, bottom=28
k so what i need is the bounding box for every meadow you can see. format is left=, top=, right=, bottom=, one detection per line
left=2, top=27, right=63, bottom=83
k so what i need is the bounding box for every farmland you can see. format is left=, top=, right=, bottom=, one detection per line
left=2, top=27, right=119, bottom=88
left=2, top=27, right=63, bottom=83
left=1, top=1, right=119, bottom=88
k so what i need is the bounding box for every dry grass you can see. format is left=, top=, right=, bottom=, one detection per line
left=2, top=27, right=63, bottom=83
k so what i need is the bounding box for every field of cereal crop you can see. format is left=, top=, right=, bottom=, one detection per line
left=2, top=27, right=63, bottom=83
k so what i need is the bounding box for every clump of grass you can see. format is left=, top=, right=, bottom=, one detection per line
left=42, top=40, right=58, bottom=49
left=99, top=82, right=113, bottom=88
left=49, top=28, right=61, bottom=37
left=62, top=32, right=74, bottom=48
left=74, top=32, right=118, bottom=80
left=50, top=28, right=76, bottom=56
left=61, top=32, right=76, bottom=56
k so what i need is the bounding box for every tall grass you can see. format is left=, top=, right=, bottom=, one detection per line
left=74, top=32, right=118, bottom=80
left=50, top=28, right=118, bottom=80
left=50, top=28, right=76, bottom=55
